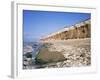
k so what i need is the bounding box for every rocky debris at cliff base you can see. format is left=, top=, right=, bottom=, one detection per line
left=36, top=38, right=91, bottom=68
left=23, top=38, right=91, bottom=69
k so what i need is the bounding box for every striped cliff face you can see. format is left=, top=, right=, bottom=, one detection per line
left=40, top=19, right=91, bottom=41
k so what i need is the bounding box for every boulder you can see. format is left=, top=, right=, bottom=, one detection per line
left=35, top=47, right=66, bottom=64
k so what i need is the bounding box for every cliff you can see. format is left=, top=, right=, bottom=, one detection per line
left=41, top=19, right=91, bottom=41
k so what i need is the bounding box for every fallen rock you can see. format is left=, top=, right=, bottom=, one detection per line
left=35, top=47, right=66, bottom=64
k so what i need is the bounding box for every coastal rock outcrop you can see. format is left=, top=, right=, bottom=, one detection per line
left=41, top=19, right=90, bottom=41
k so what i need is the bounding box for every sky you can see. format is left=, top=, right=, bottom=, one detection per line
left=23, top=10, right=91, bottom=42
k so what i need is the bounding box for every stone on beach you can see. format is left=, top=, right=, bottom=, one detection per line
left=35, top=38, right=91, bottom=68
